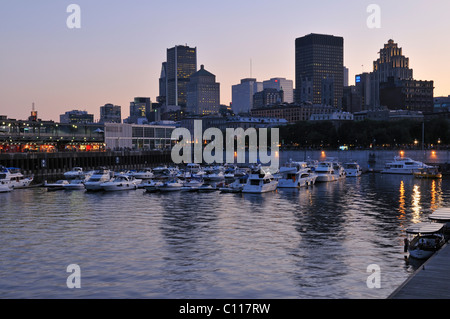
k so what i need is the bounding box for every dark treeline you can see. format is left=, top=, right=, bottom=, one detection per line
left=278, top=119, right=450, bottom=149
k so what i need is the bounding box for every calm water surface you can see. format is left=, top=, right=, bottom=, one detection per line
left=0, top=173, right=449, bottom=299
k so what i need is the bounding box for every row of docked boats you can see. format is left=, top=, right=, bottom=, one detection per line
left=39, top=158, right=362, bottom=194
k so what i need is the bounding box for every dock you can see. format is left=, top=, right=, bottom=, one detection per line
left=389, top=243, right=450, bottom=299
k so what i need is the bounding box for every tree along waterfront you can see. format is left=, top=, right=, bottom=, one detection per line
left=278, top=119, right=450, bottom=150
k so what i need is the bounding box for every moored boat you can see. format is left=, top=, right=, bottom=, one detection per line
left=84, top=167, right=113, bottom=191
left=142, top=180, right=164, bottom=193
left=131, top=168, right=154, bottom=180
left=404, top=222, right=446, bottom=260
left=413, top=167, right=442, bottom=179
left=277, top=160, right=317, bottom=188
left=343, top=162, right=362, bottom=177
left=0, top=180, right=13, bottom=193
left=242, top=169, right=278, bottom=194
left=0, top=166, right=34, bottom=189
left=381, top=157, right=432, bottom=175
left=314, top=161, right=337, bottom=183
left=429, top=208, right=450, bottom=234
left=44, top=180, right=70, bottom=191
left=158, top=179, right=183, bottom=192
left=100, top=175, right=142, bottom=192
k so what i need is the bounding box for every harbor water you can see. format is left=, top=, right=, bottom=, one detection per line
left=1, top=166, right=449, bottom=298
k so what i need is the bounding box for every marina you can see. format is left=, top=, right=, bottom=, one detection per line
left=1, top=152, right=450, bottom=299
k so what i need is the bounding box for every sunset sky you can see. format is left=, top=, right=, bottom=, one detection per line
left=1, top=0, right=449, bottom=121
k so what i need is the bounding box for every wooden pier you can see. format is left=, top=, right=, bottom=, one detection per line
left=389, top=243, right=450, bottom=299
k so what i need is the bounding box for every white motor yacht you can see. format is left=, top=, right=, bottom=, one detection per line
left=84, top=167, right=113, bottom=191
left=381, top=157, right=432, bottom=175
left=314, top=161, right=337, bottom=183
left=143, top=180, right=164, bottom=193
left=0, top=166, right=34, bottom=189
left=64, top=167, right=86, bottom=180
left=131, top=168, right=154, bottom=180
left=343, top=162, right=362, bottom=177
left=44, top=180, right=70, bottom=191
left=100, top=175, right=142, bottom=192
left=242, top=169, right=278, bottom=194
left=332, top=161, right=346, bottom=180
left=63, top=176, right=90, bottom=190
left=181, top=178, right=204, bottom=192
left=0, top=180, right=13, bottom=193
left=278, top=160, right=318, bottom=188
left=219, top=175, right=248, bottom=193
left=158, top=179, right=183, bottom=192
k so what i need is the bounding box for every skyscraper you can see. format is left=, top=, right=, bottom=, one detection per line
left=295, top=33, right=344, bottom=108
left=186, top=65, right=220, bottom=115
left=231, top=78, right=263, bottom=114
left=165, top=45, right=197, bottom=107
left=263, top=78, right=294, bottom=103
left=99, top=103, right=121, bottom=124
left=370, top=39, right=414, bottom=107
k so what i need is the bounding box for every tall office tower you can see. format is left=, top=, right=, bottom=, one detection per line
left=186, top=65, right=220, bottom=115
left=263, top=78, right=294, bottom=103
left=99, top=103, right=121, bottom=123
left=231, top=78, right=263, bottom=114
left=165, top=45, right=197, bottom=107
left=295, top=33, right=344, bottom=108
left=371, top=39, right=413, bottom=107
left=343, top=66, right=349, bottom=87
left=125, top=97, right=151, bottom=124
left=355, top=73, right=372, bottom=110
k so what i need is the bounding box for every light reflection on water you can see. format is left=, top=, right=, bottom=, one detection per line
left=0, top=173, right=448, bottom=299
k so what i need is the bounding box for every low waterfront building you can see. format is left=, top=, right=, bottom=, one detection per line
left=353, top=109, right=424, bottom=121
left=0, top=117, right=105, bottom=153
left=104, top=123, right=176, bottom=151
left=250, top=102, right=336, bottom=123
left=309, top=111, right=354, bottom=122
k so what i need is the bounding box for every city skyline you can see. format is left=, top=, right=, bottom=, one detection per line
left=1, top=0, right=450, bottom=121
